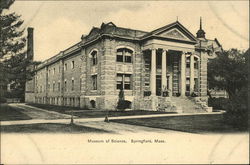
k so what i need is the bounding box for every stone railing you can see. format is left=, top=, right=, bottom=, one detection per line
left=191, top=97, right=213, bottom=112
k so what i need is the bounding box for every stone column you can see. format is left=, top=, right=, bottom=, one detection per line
left=161, top=49, right=167, bottom=92
left=180, top=52, right=186, bottom=96
left=197, top=58, right=201, bottom=96
left=150, top=49, right=156, bottom=96
left=190, top=54, right=194, bottom=94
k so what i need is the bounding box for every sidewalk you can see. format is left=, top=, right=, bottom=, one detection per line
left=1, top=109, right=225, bottom=126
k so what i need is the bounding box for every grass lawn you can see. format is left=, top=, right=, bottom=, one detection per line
left=111, top=114, right=247, bottom=134
left=27, top=103, right=175, bottom=118
left=1, top=123, right=112, bottom=133
left=0, top=104, right=32, bottom=121
left=26, top=103, right=82, bottom=112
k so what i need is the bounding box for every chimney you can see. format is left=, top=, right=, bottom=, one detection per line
left=27, top=27, right=34, bottom=61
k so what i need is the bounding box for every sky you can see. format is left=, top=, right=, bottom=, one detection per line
left=7, top=1, right=249, bottom=61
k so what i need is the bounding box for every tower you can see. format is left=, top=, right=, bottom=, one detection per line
left=196, top=17, right=206, bottom=39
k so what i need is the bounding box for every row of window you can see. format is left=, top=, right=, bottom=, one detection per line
left=35, top=97, right=80, bottom=107
left=37, top=73, right=133, bottom=93
left=37, top=48, right=134, bottom=80
left=36, top=78, right=79, bottom=93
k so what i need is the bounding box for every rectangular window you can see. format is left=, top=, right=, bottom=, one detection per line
left=186, top=56, right=190, bottom=68
left=194, top=78, right=198, bottom=92
left=124, top=51, right=132, bottom=63
left=156, top=53, right=162, bottom=69
left=72, top=79, right=74, bottom=91
left=53, top=82, right=55, bottom=92
left=186, top=78, right=190, bottom=93
left=71, top=61, right=75, bottom=69
left=48, top=83, right=50, bottom=92
left=58, top=82, right=60, bottom=91
left=93, top=56, right=97, bottom=65
left=124, top=74, right=131, bottom=89
left=53, top=68, right=55, bottom=75
left=116, top=51, right=123, bottom=62
left=92, top=75, right=97, bottom=90
left=116, top=74, right=123, bottom=90
left=194, top=60, right=198, bottom=69
left=64, top=80, right=67, bottom=92
left=116, top=74, right=131, bottom=90
left=64, top=63, right=67, bottom=71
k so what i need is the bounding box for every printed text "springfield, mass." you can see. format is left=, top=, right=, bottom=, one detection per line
left=88, top=139, right=166, bottom=144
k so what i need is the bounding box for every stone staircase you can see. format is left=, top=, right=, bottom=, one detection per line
left=171, top=97, right=206, bottom=113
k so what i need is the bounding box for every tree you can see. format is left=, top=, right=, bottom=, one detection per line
left=0, top=0, right=30, bottom=101
left=208, top=49, right=248, bottom=100
left=208, top=48, right=248, bottom=128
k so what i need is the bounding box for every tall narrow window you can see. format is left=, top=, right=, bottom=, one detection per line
left=53, top=68, right=55, bottom=75
left=116, top=49, right=123, bottom=62
left=124, top=74, right=131, bottom=89
left=91, top=51, right=98, bottom=65
left=156, top=51, right=162, bottom=69
left=194, top=58, right=198, bottom=69
left=48, top=83, right=50, bottom=92
left=186, top=56, right=190, bottom=68
left=124, top=49, right=132, bottom=63
left=53, top=81, right=55, bottom=92
left=58, top=81, right=60, bottom=91
left=64, top=80, right=67, bottom=92
left=186, top=77, right=190, bottom=96
left=71, top=78, right=74, bottom=91
left=116, top=74, right=123, bottom=89
left=64, top=63, right=67, bottom=71
left=92, top=75, right=97, bottom=90
left=71, top=61, right=75, bottom=69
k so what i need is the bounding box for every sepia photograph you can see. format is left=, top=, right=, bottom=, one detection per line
left=0, top=0, right=249, bottom=164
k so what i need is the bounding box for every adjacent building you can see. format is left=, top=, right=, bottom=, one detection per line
left=25, top=19, right=222, bottom=111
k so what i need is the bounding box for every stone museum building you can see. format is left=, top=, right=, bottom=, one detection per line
left=25, top=20, right=222, bottom=111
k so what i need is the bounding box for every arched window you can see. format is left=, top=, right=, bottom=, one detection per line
left=116, top=48, right=133, bottom=63
left=90, top=100, right=96, bottom=108
left=194, top=57, right=199, bottom=69
left=91, top=50, right=98, bottom=65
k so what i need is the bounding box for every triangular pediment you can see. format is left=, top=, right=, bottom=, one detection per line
left=157, top=28, right=190, bottom=41
left=143, top=21, right=197, bottom=43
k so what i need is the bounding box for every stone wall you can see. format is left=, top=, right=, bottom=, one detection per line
left=199, top=51, right=208, bottom=102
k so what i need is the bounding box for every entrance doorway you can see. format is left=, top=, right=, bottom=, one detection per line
left=156, top=75, right=161, bottom=96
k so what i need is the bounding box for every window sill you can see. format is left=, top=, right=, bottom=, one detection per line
left=116, top=89, right=132, bottom=91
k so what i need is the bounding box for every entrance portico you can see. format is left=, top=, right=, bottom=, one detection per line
left=144, top=47, right=198, bottom=97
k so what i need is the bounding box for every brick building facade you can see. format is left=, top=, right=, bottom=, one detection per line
left=25, top=20, right=222, bottom=111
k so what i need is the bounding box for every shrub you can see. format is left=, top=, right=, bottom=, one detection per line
left=223, top=87, right=248, bottom=129
left=0, top=97, right=7, bottom=103
left=117, top=100, right=131, bottom=111
left=208, top=97, right=229, bottom=110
